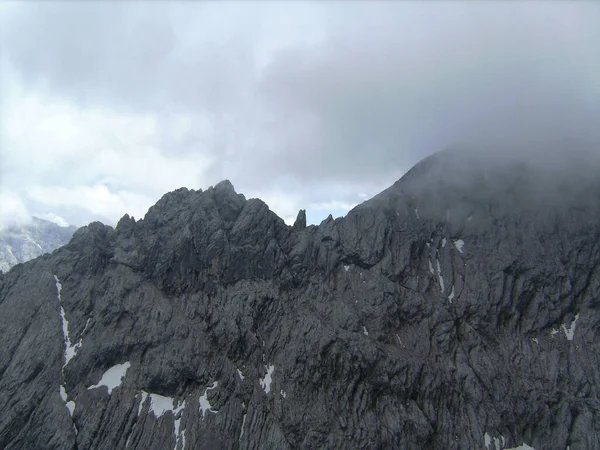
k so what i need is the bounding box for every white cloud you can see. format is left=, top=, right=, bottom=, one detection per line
left=37, top=212, right=70, bottom=227
left=27, top=184, right=154, bottom=225
left=1, top=2, right=598, bottom=229
left=1, top=70, right=216, bottom=225
left=0, top=191, right=31, bottom=229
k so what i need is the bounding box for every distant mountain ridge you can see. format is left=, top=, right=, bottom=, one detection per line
left=0, top=217, right=77, bottom=273
left=0, top=148, right=599, bottom=449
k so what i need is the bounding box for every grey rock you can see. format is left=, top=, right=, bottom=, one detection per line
left=293, top=210, right=306, bottom=229
left=0, top=217, right=77, bottom=273
left=1, top=149, right=600, bottom=449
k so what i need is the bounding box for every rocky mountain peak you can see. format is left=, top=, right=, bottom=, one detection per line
left=1, top=148, right=599, bottom=450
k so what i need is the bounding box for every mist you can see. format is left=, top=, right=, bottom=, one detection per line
left=0, top=1, right=598, bottom=227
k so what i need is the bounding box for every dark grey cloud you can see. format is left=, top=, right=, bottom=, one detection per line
left=257, top=2, right=600, bottom=183
left=1, top=1, right=599, bottom=227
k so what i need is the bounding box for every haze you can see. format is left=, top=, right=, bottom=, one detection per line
left=0, top=1, right=598, bottom=228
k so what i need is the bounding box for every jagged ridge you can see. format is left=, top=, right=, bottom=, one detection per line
left=0, top=148, right=599, bottom=449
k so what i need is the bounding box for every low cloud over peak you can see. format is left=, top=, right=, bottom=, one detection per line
left=1, top=2, right=598, bottom=227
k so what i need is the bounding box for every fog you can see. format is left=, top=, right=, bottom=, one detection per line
left=0, top=2, right=598, bottom=227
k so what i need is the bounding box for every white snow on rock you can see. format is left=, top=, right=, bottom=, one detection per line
left=436, top=260, right=444, bottom=292
left=453, top=239, right=465, bottom=253
left=137, top=391, right=187, bottom=449
left=237, top=369, right=245, bottom=381
left=484, top=432, right=506, bottom=450
left=362, top=326, right=369, bottom=336
left=23, top=233, right=43, bottom=251
left=505, top=444, right=535, bottom=450
left=280, top=389, right=287, bottom=398
left=561, top=314, right=580, bottom=341
left=199, top=381, right=219, bottom=417
left=55, top=275, right=82, bottom=368
left=260, top=365, right=275, bottom=395
left=532, top=338, right=539, bottom=344
left=414, top=207, right=420, bottom=219
left=550, top=328, right=560, bottom=336
left=428, top=259, right=434, bottom=274
left=172, top=399, right=186, bottom=450
left=343, top=265, right=350, bottom=272
left=448, top=285, right=455, bottom=303
left=59, top=385, right=76, bottom=417
left=441, top=238, right=447, bottom=248
left=149, top=392, right=175, bottom=418
left=239, top=413, right=247, bottom=442
left=87, top=362, right=131, bottom=394
left=137, top=391, right=148, bottom=416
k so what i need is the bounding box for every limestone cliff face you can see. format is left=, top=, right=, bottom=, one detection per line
left=1, top=149, right=599, bottom=450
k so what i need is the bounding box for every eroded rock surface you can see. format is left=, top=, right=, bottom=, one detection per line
left=1, top=149, right=599, bottom=449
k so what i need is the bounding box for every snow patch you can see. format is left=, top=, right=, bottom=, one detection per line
left=505, top=444, right=535, bottom=450
left=172, top=399, right=186, bottom=450
left=428, top=259, right=434, bottom=274
left=23, top=232, right=43, bottom=251
left=532, top=338, right=539, bottom=344
left=550, top=328, right=559, bottom=336
left=55, top=275, right=82, bottom=368
left=59, top=385, right=75, bottom=417
left=484, top=432, right=506, bottom=450
left=343, top=265, right=350, bottom=272
left=82, top=318, right=92, bottom=334
left=448, top=285, right=455, bottom=303
left=561, top=314, right=579, bottom=341
left=436, top=259, right=444, bottom=292
left=414, top=207, right=420, bottom=219
left=484, top=432, right=491, bottom=448
left=280, top=389, right=287, bottom=398
left=441, top=238, right=447, bottom=248
left=199, top=381, right=219, bottom=417
left=438, top=273, right=445, bottom=293
left=148, top=393, right=175, bottom=418
left=396, top=334, right=406, bottom=348
left=138, top=391, right=148, bottom=416
left=87, top=362, right=131, bottom=394
left=137, top=391, right=186, bottom=449
left=453, top=239, right=465, bottom=253
left=362, top=326, right=369, bottom=336
left=239, top=413, right=247, bottom=442
left=237, top=369, right=245, bottom=381
left=260, top=365, right=275, bottom=395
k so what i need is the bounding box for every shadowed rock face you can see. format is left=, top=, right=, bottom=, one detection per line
left=1, top=149, right=599, bottom=450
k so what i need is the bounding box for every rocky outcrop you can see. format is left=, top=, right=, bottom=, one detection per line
left=1, top=148, right=599, bottom=449
left=0, top=217, right=77, bottom=273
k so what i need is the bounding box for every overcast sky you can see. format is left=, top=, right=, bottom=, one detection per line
left=1, top=1, right=599, bottom=228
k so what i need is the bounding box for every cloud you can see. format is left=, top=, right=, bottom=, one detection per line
left=1, top=2, right=599, bottom=227
left=0, top=190, right=31, bottom=229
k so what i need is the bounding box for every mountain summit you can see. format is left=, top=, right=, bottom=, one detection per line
left=1, top=148, right=599, bottom=449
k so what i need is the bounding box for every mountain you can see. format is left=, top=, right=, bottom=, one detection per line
left=0, top=217, right=78, bottom=273
left=1, top=148, right=599, bottom=449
